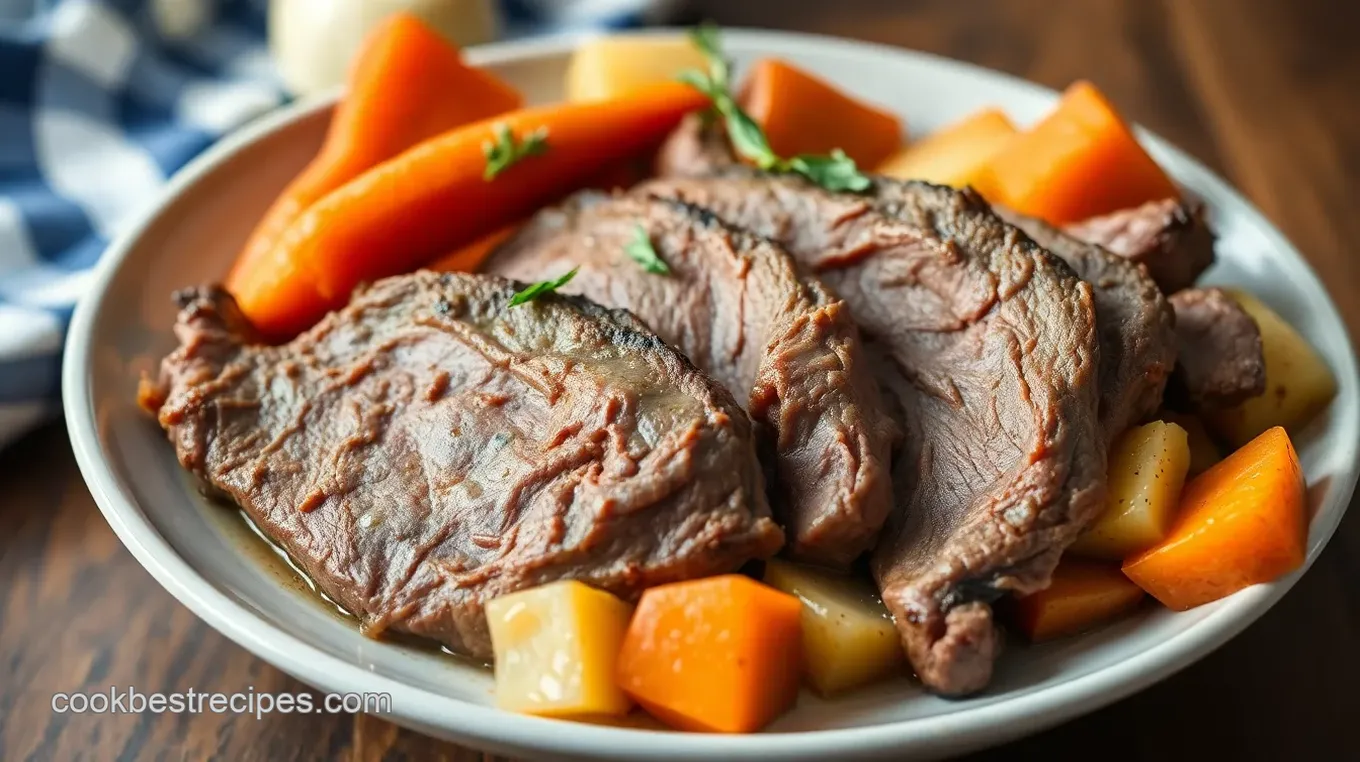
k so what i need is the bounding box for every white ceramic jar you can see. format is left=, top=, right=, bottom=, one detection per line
left=269, top=0, right=499, bottom=96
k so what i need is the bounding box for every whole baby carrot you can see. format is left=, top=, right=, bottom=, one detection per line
left=235, top=80, right=708, bottom=337
left=226, top=12, right=521, bottom=339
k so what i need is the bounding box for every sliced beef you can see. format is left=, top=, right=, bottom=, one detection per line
left=1064, top=198, right=1216, bottom=294
left=655, top=112, right=738, bottom=178
left=485, top=193, right=898, bottom=567
left=141, top=273, right=783, bottom=658
left=641, top=173, right=1105, bottom=696
left=995, top=208, right=1178, bottom=440
left=1169, top=287, right=1267, bottom=408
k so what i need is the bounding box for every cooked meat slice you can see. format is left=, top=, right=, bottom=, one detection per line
left=485, top=193, right=899, bottom=567
left=142, top=273, right=783, bottom=658
left=1169, top=287, right=1266, bottom=407
left=655, top=112, right=738, bottom=178
left=1064, top=198, right=1216, bottom=294
left=642, top=173, right=1105, bottom=696
left=995, top=208, right=1178, bottom=441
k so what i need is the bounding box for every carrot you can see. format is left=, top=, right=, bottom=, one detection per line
left=233, top=81, right=708, bottom=338
left=972, top=81, right=1180, bottom=224
left=1010, top=558, right=1145, bottom=642
left=428, top=223, right=520, bottom=273
left=616, top=575, right=802, bottom=733
left=226, top=12, right=521, bottom=335
left=875, top=108, right=1017, bottom=188
left=1122, top=427, right=1308, bottom=611
left=739, top=58, right=903, bottom=170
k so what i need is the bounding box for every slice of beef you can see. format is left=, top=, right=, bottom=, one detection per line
left=995, top=208, right=1178, bottom=440
left=485, top=192, right=899, bottom=567
left=1064, top=198, right=1216, bottom=294
left=141, top=273, right=783, bottom=658
left=1168, top=287, right=1266, bottom=408
left=641, top=173, right=1105, bottom=695
left=655, top=112, right=738, bottom=178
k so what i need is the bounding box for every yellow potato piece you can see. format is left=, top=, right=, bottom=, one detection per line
left=1206, top=290, right=1337, bottom=447
left=875, top=108, right=1017, bottom=187
left=763, top=560, right=904, bottom=696
left=565, top=34, right=708, bottom=102
left=485, top=580, right=633, bottom=718
left=1158, top=409, right=1222, bottom=476
left=1068, top=421, right=1190, bottom=561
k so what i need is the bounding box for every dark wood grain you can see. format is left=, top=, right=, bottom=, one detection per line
left=3, top=0, right=1358, bottom=758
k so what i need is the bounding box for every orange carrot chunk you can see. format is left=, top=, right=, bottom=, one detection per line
left=616, top=575, right=802, bottom=734
left=234, top=81, right=708, bottom=338
left=1122, top=426, right=1308, bottom=611
left=739, top=58, right=903, bottom=169
left=227, top=12, right=521, bottom=339
left=972, top=81, right=1180, bottom=224
left=1011, top=558, right=1145, bottom=642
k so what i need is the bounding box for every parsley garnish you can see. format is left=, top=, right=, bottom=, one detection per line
left=677, top=24, right=872, bottom=193
left=483, top=123, right=549, bottom=180
left=624, top=225, right=670, bottom=275
left=508, top=267, right=579, bottom=307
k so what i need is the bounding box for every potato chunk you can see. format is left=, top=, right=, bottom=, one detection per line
left=1011, top=558, right=1145, bottom=641
left=566, top=34, right=708, bottom=102
left=1206, top=290, right=1337, bottom=447
left=763, top=561, right=904, bottom=696
left=1159, top=409, right=1222, bottom=476
left=875, top=108, right=1017, bottom=187
left=1068, top=421, right=1191, bottom=560
left=486, top=580, right=633, bottom=718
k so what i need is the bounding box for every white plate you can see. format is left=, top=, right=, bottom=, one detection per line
left=63, top=28, right=1360, bottom=761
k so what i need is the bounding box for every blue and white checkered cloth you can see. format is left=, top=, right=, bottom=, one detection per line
left=0, top=0, right=666, bottom=449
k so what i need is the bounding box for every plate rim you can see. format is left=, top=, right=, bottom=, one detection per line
left=62, top=27, right=1360, bottom=761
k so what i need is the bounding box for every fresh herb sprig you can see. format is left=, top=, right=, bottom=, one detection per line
left=677, top=24, right=872, bottom=193
left=508, top=267, right=578, bottom=307
left=483, top=123, right=549, bottom=180
left=624, top=225, right=670, bottom=275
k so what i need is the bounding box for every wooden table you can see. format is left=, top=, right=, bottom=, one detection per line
left=4, top=0, right=1357, bottom=758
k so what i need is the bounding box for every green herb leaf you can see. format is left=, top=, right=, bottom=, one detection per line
left=787, top=150, right=873, bottom=192
left=482, top=123, right=549, bottom=181
left=688, top=23, right=729, bottom=90
left=722, top=105, right=779, bottom=169
left=508, top=267, right=579, bottom=307
left=676, top=24, right=872, bottom=193
left=624, top=225, right=670, bottom=275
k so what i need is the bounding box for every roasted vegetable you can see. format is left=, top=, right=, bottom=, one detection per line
left=1123, top=426, right=1307, bottom=610
left=1068, top=421, right=1191, bottom=560
left=226, top=12, right=521, bottom=339
left=231, top=81, right=708, bottom=338
left=1011, top=558, right=1146, bottom=641
left=616, top=575, right=802, bottom=733
left=763, top=561, right=904, bottom=696
left=566, top=34, right=708, bottom=101
left=739, top=58, right=904, bottom=170
left=1205, top=290, right=1337, bottom=447
left=972, top=81, right=1179, bottom=224
left=1159, top=409, right=1222, bottom=476
left=875, top=108, right=1017, bottom=187
left=485, top=580, right=634, bottom=718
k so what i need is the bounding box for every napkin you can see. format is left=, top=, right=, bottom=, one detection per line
left=0, top=0, right=666, bottom=450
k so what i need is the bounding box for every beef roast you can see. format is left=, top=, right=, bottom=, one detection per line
left=140, top=273, right=783, bottom=657
left=642, top=173, right=1105, bottom=695
left=655, top=112, right=738, bottom=178
left=1064, top=198, right=1215, bottom=294
left=1168, top=287, right=1267, bottom=407
left=995, top=208, right=1178, bottom=440
left=484, top=192, right=898, bottom=567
